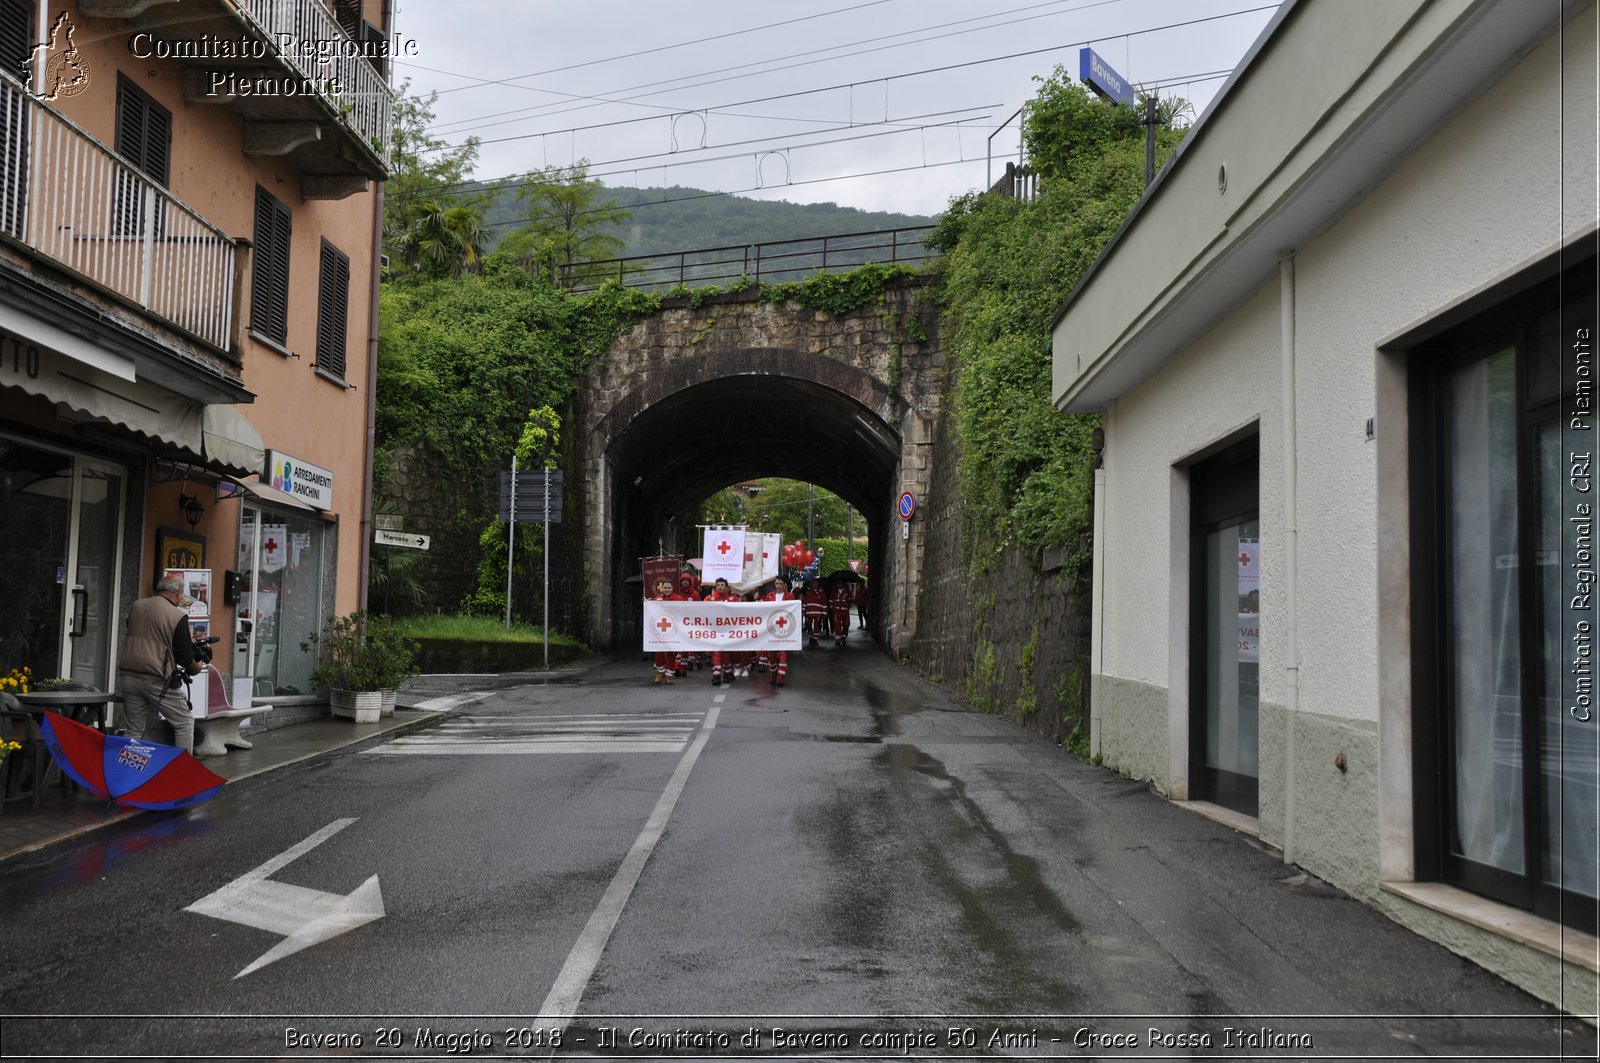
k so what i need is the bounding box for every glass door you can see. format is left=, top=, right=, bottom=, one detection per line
left=1190, top=435, right=1261, bottom=816
left=67, top=462, right=124, bottom=686
left=233, top=503, right=324, bottom=696
left=0, top=437, right=124, bottom=690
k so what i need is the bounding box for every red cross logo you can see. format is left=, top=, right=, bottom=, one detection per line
left=1238, top=551, right=1251, bottom=567
left=264, top=536, right=280, bottom=555
left=655, top=617, right=672, bottom=634
left=716, top=539, right=733, bottom=556
left=773, top=614, right=790, bottom=634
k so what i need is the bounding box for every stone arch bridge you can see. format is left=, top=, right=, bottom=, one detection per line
left=569, top=277, right=943, bottom=656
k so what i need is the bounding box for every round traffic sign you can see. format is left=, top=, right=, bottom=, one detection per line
left=898, top=491, right=916, bottom=521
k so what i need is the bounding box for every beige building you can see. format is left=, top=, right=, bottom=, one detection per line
left=0, top=0, right=392, bottom=704
left=1052, top=0, right=1597, bottom=1012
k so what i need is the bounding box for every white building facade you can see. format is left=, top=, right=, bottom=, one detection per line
left=1052, top=0, right=1597, bottom=1011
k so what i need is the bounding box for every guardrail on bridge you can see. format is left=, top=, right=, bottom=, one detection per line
left=565, top=225, right=937, bottom=293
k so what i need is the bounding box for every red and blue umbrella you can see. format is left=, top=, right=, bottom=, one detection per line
left=41, top=711, right=225, bottom=810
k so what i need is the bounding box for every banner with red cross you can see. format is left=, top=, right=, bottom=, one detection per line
left=701, top=526, right=745, bottom=583
left=642, top=600, right=802, bottom=652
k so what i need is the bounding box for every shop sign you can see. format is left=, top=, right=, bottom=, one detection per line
left=267, top=450, right=334, bottom=511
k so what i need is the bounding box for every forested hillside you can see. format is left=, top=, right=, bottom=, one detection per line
left=478, top=180, right=933, bottom=259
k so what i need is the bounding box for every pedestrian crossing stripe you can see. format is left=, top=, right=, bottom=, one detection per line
left=365, top=712, right=704, bottom=756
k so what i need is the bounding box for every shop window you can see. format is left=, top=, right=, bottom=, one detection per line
left=315, top=239, right=349, bottom=380
left=113, top=75, right=169, bottom=238
left=251, top=186, right=292, bottom=346
left=1410, top=254, right=1598, bottom=934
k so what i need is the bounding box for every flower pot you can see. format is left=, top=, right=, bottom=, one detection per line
left=379, top=689, right=397, bottom=718
left=330, top=689, right=382, bottom=723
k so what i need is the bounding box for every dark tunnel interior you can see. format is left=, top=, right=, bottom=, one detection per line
left=603, top=375, right=901, bottom=645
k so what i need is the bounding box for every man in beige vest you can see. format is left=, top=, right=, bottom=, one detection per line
left=117, top=573, right=201, bottom=751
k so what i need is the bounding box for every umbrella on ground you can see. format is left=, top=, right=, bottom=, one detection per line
left=41, top=711, right=226, bottom=810
left=824, top=569, right=865, bottom=584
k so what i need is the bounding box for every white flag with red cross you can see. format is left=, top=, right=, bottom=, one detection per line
left=702, top=526, right=745, bottom=583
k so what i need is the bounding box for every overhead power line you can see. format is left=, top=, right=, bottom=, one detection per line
left=422, top=0, right=1116, bottom=138
left=422, top=0, right=900, bottom=99
left=415, top=1, right=1277, bottom=185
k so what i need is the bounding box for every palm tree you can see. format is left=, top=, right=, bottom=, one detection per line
left=400, top=198, right=490, bottom=278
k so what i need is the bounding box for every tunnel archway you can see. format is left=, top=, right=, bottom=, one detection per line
left=594, top=363, right=900, bottom=650
left=571, top=282, right=942, bottom=656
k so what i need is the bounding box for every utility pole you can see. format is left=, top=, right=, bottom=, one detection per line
left=806, top=483, right=815, bottom=548
left=1142, top=95, right=1166, bottom=186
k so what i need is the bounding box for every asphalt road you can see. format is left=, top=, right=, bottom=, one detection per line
left=0, top=646, right=1591, bottom=1060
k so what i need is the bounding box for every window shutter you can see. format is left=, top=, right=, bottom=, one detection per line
left=0, top=0, right=30, bottom=76
left=251, top=187, right=292, bottom=345
left=114, top=75, right=171, bottom=236
left=316, top=239, right=350, bottom=379
left=0, top=0, right=29, bottom=238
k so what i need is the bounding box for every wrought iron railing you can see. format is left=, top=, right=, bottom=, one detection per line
left=236, top=0, right=393, bottom=167
left=566, top=225, right=937, bottom=293
left=0, top=77, right=238, bottom=352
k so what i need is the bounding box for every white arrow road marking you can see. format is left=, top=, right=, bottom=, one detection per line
left=185, top=817, right=385, bottom=979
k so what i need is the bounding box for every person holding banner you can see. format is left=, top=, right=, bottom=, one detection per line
left=706, top=577, right=738, bottom=686
left=762, top=576, right=796, bottom=686
left=675, top=572, right=702, bottom=676
left=650, top=577, right=680, bottom=684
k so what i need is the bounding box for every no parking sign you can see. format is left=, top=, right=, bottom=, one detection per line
left=898, top=491, right=916, bottom=521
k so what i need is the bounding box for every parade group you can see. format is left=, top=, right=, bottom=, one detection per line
left=649, top=572, right=869, bottom=688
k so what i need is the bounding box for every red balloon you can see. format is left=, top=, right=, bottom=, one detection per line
left=803, top=550, right=814, bottom=566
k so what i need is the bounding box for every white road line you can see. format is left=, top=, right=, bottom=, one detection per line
left=370, top=741, right=688, bottom=756
left=539, top=703, right=722, bottom=1022
left=411, top=692, right=492, bottom=713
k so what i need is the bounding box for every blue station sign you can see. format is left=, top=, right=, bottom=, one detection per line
left=1079, top=47, right=1135, bottom=107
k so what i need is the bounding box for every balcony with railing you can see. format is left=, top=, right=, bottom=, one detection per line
left=82, top=0, right=394, bottom=192
left=0, top=76, right=238, bottom=354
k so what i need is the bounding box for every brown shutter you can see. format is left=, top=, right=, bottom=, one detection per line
left=0, top=0, right=28, bottom=238
left=315, top=239, right=350, bottom=379
left=251, top=187, right=292, bottom=345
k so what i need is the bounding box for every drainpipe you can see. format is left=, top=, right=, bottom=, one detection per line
left=1089, top=425, right=1107, bottom=758
left=1280, top=254, right=1299, bottom=867
left=357, top=0, right=394, bottom=614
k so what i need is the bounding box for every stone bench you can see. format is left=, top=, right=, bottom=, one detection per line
left=193, top=707, right=272, bottom=757
left=191, top=666, right=271, bottom=757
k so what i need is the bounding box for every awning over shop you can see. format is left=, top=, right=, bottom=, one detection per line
left=201, top=406, right=266, bottom=476
left=221, top=475, right=326, bottom=515
left=0, top=312, right=204, bottom=453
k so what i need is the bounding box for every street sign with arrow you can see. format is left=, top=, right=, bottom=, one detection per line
left=374, top=529, right=429, bottom=550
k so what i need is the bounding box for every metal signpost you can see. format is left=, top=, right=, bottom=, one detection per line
left=499, top=462, right=565, bottom=668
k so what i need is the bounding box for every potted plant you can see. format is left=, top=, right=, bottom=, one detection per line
left=367, top=615, right=421, bottom=717
left=300, top=612, right=418, bottom=723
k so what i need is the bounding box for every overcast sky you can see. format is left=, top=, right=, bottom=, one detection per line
left=389, top=0, right=1282, bottom=218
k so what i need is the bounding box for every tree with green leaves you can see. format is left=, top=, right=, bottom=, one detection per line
left=931, top=72, right=1187, bottom=573
left=386, top=80, right=491, bottom=278
left=499, top=162, right=632, bottom=287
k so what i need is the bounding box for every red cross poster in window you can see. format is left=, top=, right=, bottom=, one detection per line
left=259, top=523, right=289, bottom=574
left=701, top=526, right=745, bottom=583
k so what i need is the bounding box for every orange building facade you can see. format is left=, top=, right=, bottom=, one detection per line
left=0, top=0, right=393, bottom=701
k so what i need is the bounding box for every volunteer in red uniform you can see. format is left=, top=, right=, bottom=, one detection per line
left=802, top=581, right=827, bottom=647
left=854, top=582, right=870, bottom=629
left=762, top=576, right=795, bottom=686
left=649, top=577, right=679, bottom=684
left=676, top=572, right=701, bottom=675
left=829, top=582, right=854, bottom=648
left=706, top=577, right=738, bottom=686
